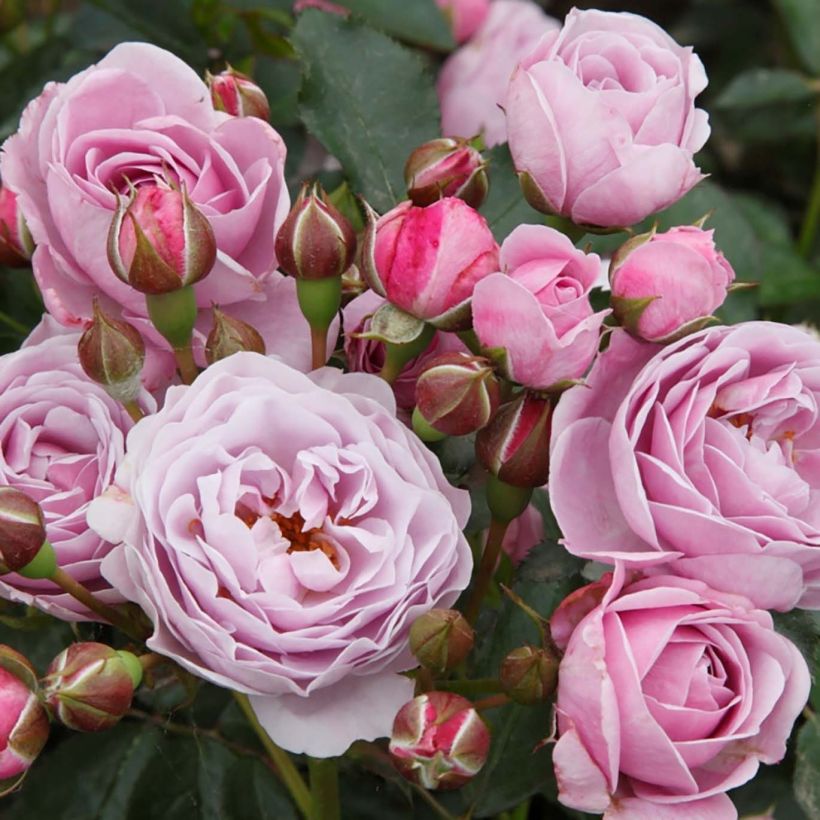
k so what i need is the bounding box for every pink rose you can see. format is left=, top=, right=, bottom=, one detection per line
left=506, top=8, right=710, bottom=227
left=89, top=354, right=472, bottom=756
left=0, top=184, right=32, bottom=266
left=435, top=0, right=490, bottom=44
left=293, top=0, right=348, bottom=14
left=343, top=290, right=466, bottom=414
left=0, top=43, right=313, bottom=389
left=500, top=501, right=543, bottom=565
left=438, top=0, right=560, bottom=147
left=550, top=325, right=820, bottom=611
left=472, top=225, right=607, bottom=389
left=365, top=197, right=499, bottom=329
left=550, top=566, right=810, bottom=818
left=0, top=318, right=149, bottom=619
left=611, top=226, right=735, bottom=342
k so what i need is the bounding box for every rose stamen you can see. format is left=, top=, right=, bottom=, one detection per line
left=272, top=511, right=339, bottom=569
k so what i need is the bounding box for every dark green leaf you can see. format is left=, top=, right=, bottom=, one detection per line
left=481, top=145, right=544, bottom=243
left=291, top=10, right=440, bottom=212
left=759, top=244, right=820, bottom=306
left=341, top=0, right=454, bottom=51
left=795, top=715, right=820, bottom=820
left=715, top=68, right=814, bottom=109
left=772, top=0, right=820, bottom=75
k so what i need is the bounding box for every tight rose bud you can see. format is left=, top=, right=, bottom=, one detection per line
left=78, top=300, right=146, bottom=404
left=0, top=646, right=50, bottom=797
left=390, top=692, right=490, bottom=790
left=0, top=185, right=33, bottom=267
left=409, top=609, right=475, bottom=673
left=275, top=182, right=356, bottom=282
left=205, top=307, right=266, bottom=364
left=207, top=67, right=270, bottom=120
left=108, top=182, right=217, bottom=295
left=405, top=138, right=488, bottom=209
left=0, top=488, right=46, bottom=574
left=610, top=226, right=735, bottom=343
left=43, top=643, right=141, bottom=733
left=476, top=392, right=552, bottom=488
left=500, top=645, right=559, bottom=705
left=415, top=352, right=500, bottom=436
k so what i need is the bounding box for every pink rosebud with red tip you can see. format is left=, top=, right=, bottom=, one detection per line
left=0, top=488, right=46, bottom=575
left=389, top=691, right=490, bottom=790
left=405, top=138, right=488, bottom=209
left=610, top=225, right=735, bottom=343
left=499, top=645, right=559, bottom=705
left=0, top=185, right=33, bottom=267
left=207, top=67, right=270, bottom=121
left=205, top=307, right=266, bottom=365
left=107, top=182, right=217, bottom=294
left=435, top=0, right=490, bottom=43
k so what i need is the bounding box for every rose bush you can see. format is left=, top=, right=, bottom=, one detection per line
left=88, top=353, right=472, bottom=755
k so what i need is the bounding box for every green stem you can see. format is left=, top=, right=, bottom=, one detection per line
left=473, top=693, right=510, bottom=712
left=432, top=677, right=502, bottom=695
left=310, top=323, right=329, bottom=370
left=308, top=757, right=340, bottom=820
left=799, top=104, right=820, bottom=258
left=233, top=692, right=312, bottom=819
left=463, top=516, right=511, bottom=625
left=378, top=324, right=435, bottom=385
left=174, top=343, right=199, bottom=385
left=0, top=308, right=29, bottom=336
left=123, top=400, right=145, bottom=423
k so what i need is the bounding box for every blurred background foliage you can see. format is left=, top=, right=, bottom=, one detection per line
left=0, top=0, right=819, bottom=818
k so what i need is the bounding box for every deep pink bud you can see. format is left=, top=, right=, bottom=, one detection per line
left=205, top=307, right=266, bottom=365
left=0, top=185, right=33, bottom=267
left=549, top=575, right=613, bottom=652
left=476, top=392, right=551, bottom=487
left=0, top=646, right=49, bottom=796
left=405, top=138, right=488, bottom=209
left=207, top=67, right=270, bottom=120
left=409, top=609, right=475, bottom=673
left=293, top=0, right=348, bottom=14
left=435, top=0, right=490, bottom=43
left=78, top=300, right=145, bottom=404
left=389, top=691, right=490, bottom=790
left=107, top=183, right=217, bottom=294
left=0, top=488, right=46, bottom=574
left=499, top=645, right=559, bottom=705
left=43, top=643, right=141, bottom=733
left=415, top=352, right=500, bottom=436
left=275, top=182, right=356, bottom=281
left=610, top=225, right=735, bottom=343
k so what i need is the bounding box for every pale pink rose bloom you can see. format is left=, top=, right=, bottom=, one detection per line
left=499, top=501, right=543, bottom=565
left=0, top=317, right=152, bottom=620
left=0, top=43, right=314, bottom=390
left=506, top=8, right=710, bottom=227
left=89, top=354, right=472, bottom=757
left=438, top=0, right=560, bottom=147
left=472, top=224, right=607, bottom=389
left=550, top=325, right=820, bottom=611
left=550, top=566, right=810, bottom=819
left=611, top=226, right=735, bottom=342
left=435, top=0, right=490, bottom=44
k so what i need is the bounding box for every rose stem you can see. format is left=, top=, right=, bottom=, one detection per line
left=473, top=693, right=510, bottom=712
left=174, top=344, right=199, bottom=385
left=463, top=515, right=511, bottom=625
left=123, top=400, right=145, bottom=423
left=433, top=678, right=502, bottom=695
left=232, top=692, right=312, bottom=819
left=308, top=757, right=340, bottom=820
left=798, top=104, right=820, bottom=258
left=310, top=324, right=328, bottom=370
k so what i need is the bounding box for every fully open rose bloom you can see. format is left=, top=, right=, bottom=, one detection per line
left=0, top=318, right=148, bottom=619
left=0, top=43, right=323, bottom=387
left=506, top=8, right=709, bottom=227
left=550, top=566, right=810, bottom=818
left=88, top=354, right=472, bottom=756
left=550, top=325, right=820, bottom=611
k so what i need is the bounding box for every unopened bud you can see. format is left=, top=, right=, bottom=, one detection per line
left=415, top=352, right=500, bottom=437
left=499, top=645, right=558, bottom=705
left=43, top=643, right=141, bottom=733
left=0, top=185, right=33, bottom=267
left=409, top=609, right=474, bottom=673
left=476, top=392, right=552, bottom=488
left=108, top=182, right=216, bottom=295
left=389, top=692, right=490, bottom=790
left=341, top=264, right=367, bottom=303
left=205, top=307, right=266, bottom=365
left=0, top=488, right=46, bottom=574
left=78, top=300, right=145, bottom=403
left=275, top=182, right=356, bottom=281
left=405, top=138, right=488, bottom=209
left=207, top=67, right=270, bottom=120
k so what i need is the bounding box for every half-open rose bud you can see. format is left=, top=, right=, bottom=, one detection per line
left=500, top=645, right=559, bottom=705
left=389, top=691, right=490, bottom=790
left=405, top=138, right=488, bottom=209
left=409, top=609, right=475, bottom=673
left=205, top=307, right=266, bottom=365
left=0, top=185, right=33, bottom=267
left=0, top=488, right=46, bottom=574
left=207, top=66, right=271, bottom=120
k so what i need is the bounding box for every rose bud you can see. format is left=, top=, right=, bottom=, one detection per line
left=0, top=646, right=50, bottom=797
left=389, top=691, right=490, bottom=790
left=404, top=138, right=488, bottom=210
left=78, top=300, right=146, bottom=404
left=499, top=645, right=559, bottom=705
left=275, top=182, right=356, bottom=282
left=205, top=307, right=266, bottom=365
left=415, top=352, right=500, bottom=437
left=435, top=0, right=489, bottom=44
left=0, top=488, right=47, bottom=574
left=206, top=66, right=270, bottom=121
left=409, top=609, right=475, bottom=674
left=610, top=225, right=736, bottom=343
left=362, top=197, right=499, bottom=331
left=107, top=182, right=217, bottom=295
left=476, top=392, right=551, bottom=488
left=0, top=185, right=33, bottom=267
left=42, top=642, right=142, bottom=733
